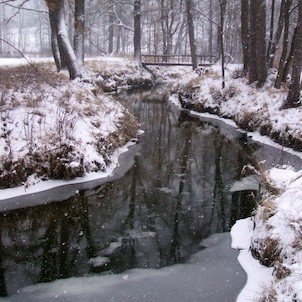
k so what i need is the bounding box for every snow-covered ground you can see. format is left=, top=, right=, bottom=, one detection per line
left=1, top=57, right=302, bottom=301
left=231, top=166, right=302, bottom=301
left=0, top=57, right=142, bottom=200
left=170, top=64, right=302, bottom=151
left=169, top=64, right=302, bottom=301
left=0, top=57, right=54, bottom=67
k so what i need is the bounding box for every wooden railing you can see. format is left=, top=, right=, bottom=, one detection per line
left=141, top=54, right=217, bottom=66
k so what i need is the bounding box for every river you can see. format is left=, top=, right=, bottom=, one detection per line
left=0, top=87, right=301, bottom=301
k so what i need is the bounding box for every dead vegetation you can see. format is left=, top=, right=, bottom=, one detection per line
left=0, top=63, right=67, bottom=91
left=258, top=283, right=277, bottom=302
left=0, top=61, right=140, bottom=189
left=251, top=236, right=281, bottom=267
left=86, top=60, right=154, bottom=92
left=177, top=69, right=302, bottom=152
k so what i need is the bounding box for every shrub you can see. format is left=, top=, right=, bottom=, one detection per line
left=210, top=84, right=240, bottom=103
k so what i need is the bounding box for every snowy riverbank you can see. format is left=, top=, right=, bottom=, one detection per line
left=0, top=57, right=146, bottom=197
left=170, top=64, right=302, bottom=301
left=1, top=57, right=302, bottom=301
left=0, top=56, right=192, bottom=197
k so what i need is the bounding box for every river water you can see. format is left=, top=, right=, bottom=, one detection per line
left=0, top=87, right=301, bottom=299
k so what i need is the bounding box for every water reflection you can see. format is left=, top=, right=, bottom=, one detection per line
left=0, top=88, right=275, bottom=296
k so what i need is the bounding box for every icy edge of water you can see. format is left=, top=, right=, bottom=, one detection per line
left=170, top=94, right=302, bottom=160
left=0, top=232, right=245, bottom=302
left=231, top=218, right=274, bottom=302
left=0, top=141, right=140, bottom=211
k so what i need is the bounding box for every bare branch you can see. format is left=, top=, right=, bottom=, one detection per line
left=0, top=38, right=60, bottom=92
left=110, top=7, right=134, bottom=32
left=110, top=22, right=134, bottom=32
left=193, top=8, right=220, bottom=28
left=0, top=0, right=18, bottom=4
left=5, top=2, right=48, bottom=14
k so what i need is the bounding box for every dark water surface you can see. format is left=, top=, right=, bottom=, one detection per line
left=0, top=87, right=301, bottom=297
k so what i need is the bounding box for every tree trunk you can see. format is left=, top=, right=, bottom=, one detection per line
left=241, top=0, right=249, bottom=73
left=219, top=0, right=227, bottom=89
left=283, top=2, right=302, bottom=109
left=108, top=10, right=114, bottom=54
left=186, top=0, right=197, bottom=70
left=133, top=0, right=141, bottom=64
left=275, top=0, right=292, bottom=88
left=269, top=0, right=286, bottom=68
left=74, top=0, right=85, bottom=65
left=266, top=0, right=275, bottom=62
left=116, top=27, right=121, bottom=54
left=208, top=0, right=213, bottom=60
left=161, top=0, right=168, bottom=60
left=281, top=27, right=297, bottom=84
left=46, top=0, right=82, bottom=80
left=173, top=17, right=186, bottom=54
left=0, top=7, right=4, bottom=56
left=49, top=19, right=61, bottom=71
left=249, top=0, right=267, bottom=87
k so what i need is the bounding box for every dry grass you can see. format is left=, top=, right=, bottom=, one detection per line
left=258, top=282, right=277, bottom=302
left=186, top=76, right=206, bottom=88
left=0, top=63, right=68, bottom=91
left=260, top=199, right=278, bottom=222
left=267, top=86, right=289, bottom=95
left=251, top=236, right=281, bottom=267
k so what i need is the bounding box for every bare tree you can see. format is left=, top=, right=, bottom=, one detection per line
left=208, top=0, right=213, bottom=59
left=133, top=0, right=141, bottom=64
left=74, top=0, right=85, bottom=65
left=108, top=8, right=114, bottom=54
left=283, top=1, right=302, bottom=109
left=268, top=0, right=287, bottom=68
left=275, top=0, right=292, bottom=89
left=266, top=0, right=275, bottom=62
left=241, top=0, right=249, bottom=73
left=45, top=0, right=82, bottom=79
left=249, top=0, right=267, bottom=87
left=219, top=0, right=227, bottom=89
left=186, top=0, right=197, bottom=69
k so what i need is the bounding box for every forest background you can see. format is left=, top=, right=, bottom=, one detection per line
left=1, top=0, right=302, bottom=110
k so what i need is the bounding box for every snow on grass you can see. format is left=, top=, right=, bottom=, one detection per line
left=0, top=57, right=54, bottom=67
left=170, top=63, right=302, bottom=301
left=230, top=166, right=302, bottom=302
left=86, top=56, right=154, bottom=91
left=171, top=64, right=302, bottom=152
left=2, top=58, right=302, bottom=301
left=0, top=58, right=139, bottom=200
left=231, top=218, right=274, bottom=302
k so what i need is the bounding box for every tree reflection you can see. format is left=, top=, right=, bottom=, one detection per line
left=230, top=134, right=258, bottom=226
left=0, top=221, right=7, bottom=297
left=171, top=119, right=193, bottom=263
left=0, top=88, right=266, bottom=296
left=38, top=194, right=99, bottom=282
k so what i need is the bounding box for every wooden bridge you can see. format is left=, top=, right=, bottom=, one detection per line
left=141, top=54, right=217, bottom=67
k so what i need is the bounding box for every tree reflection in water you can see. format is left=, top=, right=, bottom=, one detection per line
left=0, top=88, right=266, bottom=295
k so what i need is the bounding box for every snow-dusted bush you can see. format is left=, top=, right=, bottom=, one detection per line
left=249, top=169, right=302, bottom=301
left=210, top=84, right=241, bottom=103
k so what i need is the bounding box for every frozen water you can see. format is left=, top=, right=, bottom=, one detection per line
left=0, top=233, right=245, bottom=302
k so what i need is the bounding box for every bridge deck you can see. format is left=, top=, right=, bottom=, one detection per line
left=141, top=54, right=216, bottom=67
left=142, top=62, right=213, bottom=67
